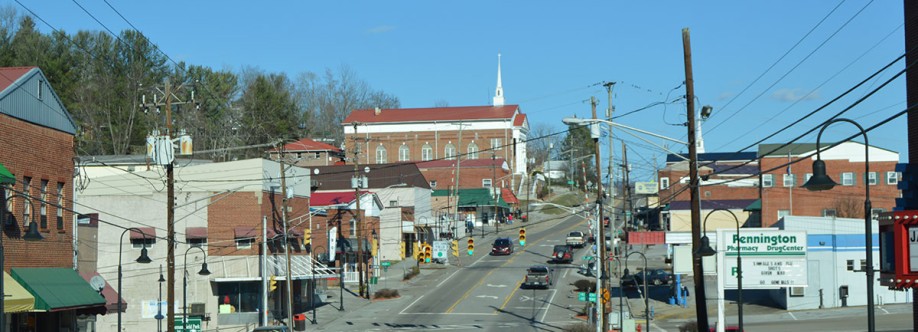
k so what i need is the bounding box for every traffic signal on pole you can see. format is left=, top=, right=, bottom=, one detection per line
left=467, top=238, right=474, bottom=256
left=269, top=275, right=277, bottom=292
left=519, top=228, right=526, bottom=246
left=400, top=242, right=406, bottom=259
left=304, top=229, right=311, bottom=247
left=424, top=244, right=432, bottom=263
left=451, top=240, right=460, bottom=257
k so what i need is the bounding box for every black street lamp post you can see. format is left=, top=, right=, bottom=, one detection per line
left=696, top=208, right=743, bottom=331
left=802, top=118, right=874, bottom=332
left=0, top=187, right=42, bottom=330
left=119, top=227, right=153, bottom=331
left=157, top=265, right=165, bottom=332
left=312, top=246, right=326, bottom=324
left=183, top=246, right=211, bottom=331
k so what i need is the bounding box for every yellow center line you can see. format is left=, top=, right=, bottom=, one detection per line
left=448, top=213, right=587, bottom=314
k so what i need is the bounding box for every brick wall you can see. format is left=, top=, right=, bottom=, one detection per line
left=419, top=166, right=511, bottom=190
left=207, top=191, right=312, bottom=256
left=658, top=167, right=759, bottom=204
left=0, top=114, right=75, bottom=269
left=344, top=128, right=515, bottom=166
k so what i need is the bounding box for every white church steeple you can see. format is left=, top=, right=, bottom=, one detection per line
left=493, top=53, right=505, bottom=106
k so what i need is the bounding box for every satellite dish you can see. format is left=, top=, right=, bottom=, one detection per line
left=363, top=166, right=370, bottom=174
left=89, top=275, right=106, bottom=292
left=313, top=168, right=320, bottom=175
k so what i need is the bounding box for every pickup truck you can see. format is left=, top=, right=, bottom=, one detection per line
left=566, top=231, right=586, bottom=248
left=523, top=265, right=552, bottom=289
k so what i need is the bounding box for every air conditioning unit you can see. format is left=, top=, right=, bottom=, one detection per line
left=190, top=302, right=206, bottom=316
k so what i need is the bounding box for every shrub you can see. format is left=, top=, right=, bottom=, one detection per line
left=403, top=266, right=420, bottom=280
left=374, top=288, right=399, bottom=299
left=679, top=321, right=698, bottom=332
left=573, top=279, right=595, bottom=292
left=564, top=323, right=593, bottom=332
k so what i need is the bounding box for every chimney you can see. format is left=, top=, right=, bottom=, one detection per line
left=374, top=107, right=381, bottom=115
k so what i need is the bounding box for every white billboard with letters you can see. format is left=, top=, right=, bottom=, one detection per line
left=717, top=229, right=808, bottom=289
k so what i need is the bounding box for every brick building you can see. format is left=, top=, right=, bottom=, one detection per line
left=74, top=158, right=331, bottom=331
left=268, top=137, right=344, bottom=167
left=416, top=158, right=510, bottom=191
left=0, top=67, right=111, bottom=331
left=758, top=142, right=899, bottom=227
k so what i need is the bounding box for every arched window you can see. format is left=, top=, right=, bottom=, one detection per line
left=444, top=144, right=456, bottom=160
left=376, top=145, right=387, bottom=164
left=421, top=144, right=433, bottom=161
left=467, top=142, right=479, bottom=160
left=399, top=145, right=410, bottom=162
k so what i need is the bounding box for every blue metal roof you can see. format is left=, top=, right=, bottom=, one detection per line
left=0, top=67, right=76, bottom=135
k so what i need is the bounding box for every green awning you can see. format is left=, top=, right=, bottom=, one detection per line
left=0, top=163, right=14, bottom=185
left=743, top=199, right=761, bottom=212
left=432, top=188, right=510, bottom=208
left=11, top=268, right=105, bottom=312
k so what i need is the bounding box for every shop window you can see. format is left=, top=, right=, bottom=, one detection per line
left=216, top=281, right=260, bottom=313
left=841, top=172, right=854, bottom=186
left=762, top=174, right=773, bottom=187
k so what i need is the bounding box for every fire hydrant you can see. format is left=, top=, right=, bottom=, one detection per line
left=636, top=324, right=642, bottom=332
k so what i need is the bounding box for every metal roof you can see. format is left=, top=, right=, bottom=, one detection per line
left=343, top=105, right=520, bottom=124
left=0, top=67, right=77, bottom=135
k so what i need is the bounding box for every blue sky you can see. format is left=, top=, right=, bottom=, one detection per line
left=21, top=1, right=908, bottom=181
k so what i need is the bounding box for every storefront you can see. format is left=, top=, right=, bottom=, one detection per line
left=10, top=268, right=106, bottom=332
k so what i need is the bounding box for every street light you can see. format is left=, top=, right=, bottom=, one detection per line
left=156, top=265, right=165, bottom=332
left=118, top=227, right=153, bottom=331
left=0, top=186, right=42, bottom=330
left=183, top=246, right=211, bottom=331
left=802, top=118, right=874, bottom=332
left=697, top=208, right=743, bottom=332
left=623, top=251, right=649, bottom=331
left=311, top=246, right=326, bottom=324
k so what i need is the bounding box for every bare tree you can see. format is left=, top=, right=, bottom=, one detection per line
left=833, top=196, right=863, bottom=218
left=528, top=122, right=560, bottom=170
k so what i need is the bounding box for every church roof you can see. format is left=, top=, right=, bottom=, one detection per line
left=342, top=105, right=520, bottom=125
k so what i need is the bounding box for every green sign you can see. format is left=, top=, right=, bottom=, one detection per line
left=583, top=256, right=594, bottom=261
left=577, top=292, right=597, bottom=302
left=567, top=180, right=575, bottom=185
left=175, top=317, right=202, bottom=332
left=381, top=261, right=391, bottom=267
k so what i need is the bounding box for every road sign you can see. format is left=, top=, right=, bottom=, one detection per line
left=719, top=229, right=808, bottom=289
left=583, top=256, right=594, bottom=261
left=433, top=241, right=449, bottom=259
left=577, top=292, right=597, bottom=302
left=381, top=261, right=391, bottom=267
left=175, top=317, right=202, bottom=332
left=567, top=180, right=575, bottom=185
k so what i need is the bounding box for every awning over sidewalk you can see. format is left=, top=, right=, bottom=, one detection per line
left=3, top=271, right=34, bottom=313
left=11, top=268, right=106, bottom=312
left=79, top=272, right=124, bottom=313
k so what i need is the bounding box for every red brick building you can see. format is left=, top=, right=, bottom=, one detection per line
left=267, top=137, right=344, bottom=167
left=416, top=158, right=511, bottom=191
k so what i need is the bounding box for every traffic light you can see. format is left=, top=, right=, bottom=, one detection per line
left=451, top=240, right=460, bottom=257
left=467, top=238, right=474, bottom=256
left=519, top=228, right=526, bottom=246
left=424, top=244, right=433, bottom=263
left=269, top=275, right=277, bottom=292
left=400, top=242, right=406, bottom=259
left=304, top=229, right=311, bottom=247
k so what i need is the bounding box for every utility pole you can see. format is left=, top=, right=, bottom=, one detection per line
left=604, top=82, right=615, bottom=202
left=279, top=157, right=293, bottom=327
left=683, top=27, right=710, bottom=331
left=590, top=97, right=609, bottom=332
left=622, top=143, right=630, bottom=229
left=352, top=123, right=366, bottom=299
left=452, top=123, right=467, bottom=239
left=492, top=152, right=499, bottom=234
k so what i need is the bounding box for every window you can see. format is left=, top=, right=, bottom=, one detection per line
left=841, top=172, right=854, bottom=186
left=762, top=174, right=774, bottom=187
left=236, top=238, right=253, bottom=249
left=847, top=259, right=855, bottom=271
left=40, top=180, right=48, bottom=229
left=804, top=173, right=813, bottom=184
left=860, top=259, right=867, bottom=271
left=375, top=145, right=387, bottom=164
left=783, top=174, right=795, bottom=187
left=313, top=152, right=321, bottom=159
left=22, top=177, right=31, bottom=227
left=189, top=238, right=207, bottom=248
left=430, top=180, right=437, bottom=188
left=777, top=209, right=790, bottom=219
left=350, top=218, right=356, bottom=237
left=4, top=188, right=11, bottom=226
left=491, top=138, right=503, bottom=150
left=421, top=144, right=433, bottom=161
left=822, top=209, right=837, bottom=217
left=216, top=281, right=260, bottom=313
left=444, top=144, right=456, bottom=160
left=789, top=287, right=805, bottom=297
left=389, top=200, right=398, bottom=208
left=467, top=142, right=479, bottom=160
left=131, top=237, right=156, bottom=249
left=398, top=145, right=410, bottom=162
left=482, top=179, right=493, bottom=188
left=37, top=80, right=43, bottom=100
left=887, top=171, right=898, bottom=185
left=56, top=182, right=64, bottom=230
left=660, top=178, right=670, bottom=190
left=866, top=172, right=878, bottom=185
left=704, top=191, right=711, bottom=197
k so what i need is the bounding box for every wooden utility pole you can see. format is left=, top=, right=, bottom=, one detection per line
left=352, top=123, right=366, bottom=299
left=164, top=79, right=176, bottom=332
left=590, top=97, right=609, bottom=332
left=452, top=123, right=467, bottom=238
left=278, top=159, right=293, bottom=327
left=683, top=27, right=710, bottom=331
left=492, top=152, right=499, bottom=234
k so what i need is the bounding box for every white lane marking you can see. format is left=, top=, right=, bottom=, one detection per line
left=399, top=295, right=425, bottom=315
left=540, top=289, right=558, bottom=322
left=486, top=284, right=507, bottom=288
left=436, top=269, right=460, bottom=288
left=788, top=311, right=798, bottom=320
left=561, top=266, right=570, bottom=279
left=476, top=295, right=499, bottom=299
left=468, top=250, right=493, bottom=268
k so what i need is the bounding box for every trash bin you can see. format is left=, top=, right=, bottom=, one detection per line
left=294, top=313, right=306, bottom=331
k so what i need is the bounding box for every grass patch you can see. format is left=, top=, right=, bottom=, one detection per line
left=403, top=266, right=420, bottom=280
left=373, top=288, right=399, bottom=299
left=564, top=322, right=593, bottom=332
left=572, top=279, right=595, bottom=292
left=539, top=192, right=584, bottom=215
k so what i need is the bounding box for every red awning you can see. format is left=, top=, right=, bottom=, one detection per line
left=129, top=227, right=156, bottom=240
left=501, top=188, right=520, bottom=205
left=267, top=228, right=303, bottom=238
left=234, top=227, right=257, bottom=239
left=79, top=272, right=125, bottom=314
left=185, top=227, right=207, bottom=240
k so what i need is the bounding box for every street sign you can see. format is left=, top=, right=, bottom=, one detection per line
left=567, top=180, right=575, bottom=185
left=381, top=261, right=391, bottom=267
left=583, top=256, right=594, bottom=261
left=719, top=229, right=808, bottom=289
left=175, top=317, right=202, bottom=332
left=433, top=241, right=449, bottom=259
left=577, top=292, right=597, bottom=302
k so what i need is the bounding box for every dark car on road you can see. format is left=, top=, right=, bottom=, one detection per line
left=623, top=269, right=674, bottom=287
left=491, top=237, right=514, bottom=255
left=551, top=245, right=574, bottom=263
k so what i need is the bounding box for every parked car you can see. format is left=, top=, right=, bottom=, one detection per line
left=566, top=231, right=586, bottom=248
left=523, top=265, right=553, bottom=289
left=551, top=245, right=574, bottom=263
left=623, top=269, right=674, bottom=287
left=491, top=237, right=514, bottom=255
